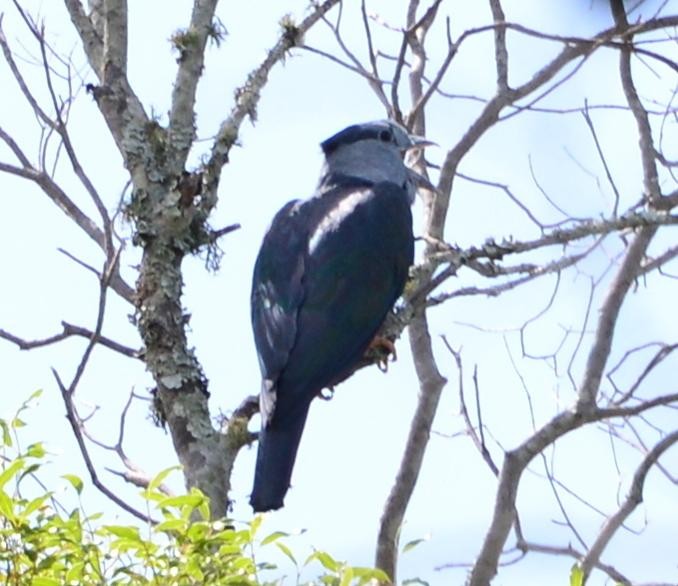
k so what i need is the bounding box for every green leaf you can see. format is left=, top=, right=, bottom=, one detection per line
left=155, top=518, right=187, bottom=533
left=18, top=462, right=41, bottom=483
left=403, top=535, right=429, bottom=554
left=24, top=388, right=43, bottom=404
left=352, top=567, right=391, bottom=582
left=187, top=521, right=209, bottom=542
left=32, top=578, right=60, bottom=586
left=0, top=458, right=24, bottom=489
left=339, top=566, right=353, bottom=586
left=186, top=557, right=205, bottom=581
left=307, top=550, right=340, bottom=572
left=197, top=494, right=210, bottom=520
left=249, top=514, right=263, bottom=538
left=0, top=419, right=11, bottom=447
left=62, top=474, right=84, bottom=495
left=148, top=466, right=181, bottom=492
left=109, top=537, right=143, bottom=553
left=0, top=489, right=14, bottom=520
left=102, top=525, right=141, bottom=541
left=26, top=442, right=46, bottom=458
left=157, top=493, right=204, bottom=510
left=570, top=563, right=584, bottom=586
left=65, top=560, right=85, bottom=583
left=275, top=541, right=297, bottom=567
left=21, top=493, right=51, bottom=518
left=261, top=530, right=289, bottom=546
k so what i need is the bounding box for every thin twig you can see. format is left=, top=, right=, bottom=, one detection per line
left=53, top=369, right=156, bottom=524
left=580, top=430, right=678, bottom=581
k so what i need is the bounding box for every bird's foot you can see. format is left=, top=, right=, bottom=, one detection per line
left=368, top=336, right=397, bottom=372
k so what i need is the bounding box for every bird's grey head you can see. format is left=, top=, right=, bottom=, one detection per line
left=318, top=120, right=434, bottom=203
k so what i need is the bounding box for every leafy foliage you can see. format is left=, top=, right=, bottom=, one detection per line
left=0, top=393, right=388, bottom=585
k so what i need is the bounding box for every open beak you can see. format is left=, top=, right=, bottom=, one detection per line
left=401, top=135, right=438, bottom=156
left=405, top=135, right=438, bottom=152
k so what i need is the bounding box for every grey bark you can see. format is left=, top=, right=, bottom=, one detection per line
left=62, top=0, right=340, bottom=516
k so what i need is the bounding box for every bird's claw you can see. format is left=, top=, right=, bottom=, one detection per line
left=369, top=336, right=397, bottom=372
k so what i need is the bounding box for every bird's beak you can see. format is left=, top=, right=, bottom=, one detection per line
left=403, top=135, right=437, bottom=153
left=404, top=135, right=437, bottom=192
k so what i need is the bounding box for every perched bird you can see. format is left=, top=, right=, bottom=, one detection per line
left=250, top=120, right=433, bottom=512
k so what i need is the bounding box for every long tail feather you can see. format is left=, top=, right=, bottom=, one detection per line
left=250, top=404, right=310, bottom=512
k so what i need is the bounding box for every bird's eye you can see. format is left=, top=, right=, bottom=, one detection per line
left=379, top=129, right=393, bottom=143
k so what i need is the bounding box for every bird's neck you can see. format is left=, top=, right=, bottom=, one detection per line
left=317, top=142, right=412, bottom=194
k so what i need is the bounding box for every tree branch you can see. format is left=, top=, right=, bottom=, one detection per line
left=0, top=18, right=134, bottom=302
left=0, top=322, right=139, bottom=358
left=580, top=430, right=678, bottom=582
left=168, top=0, right=219, bottom=169
left=610, top=0, right=661, bottom=204
left=53, top=368, right=157, bottom=524
left=203, top=0, right=341, bottom=198
left=376, top=312, right=447, bottom=583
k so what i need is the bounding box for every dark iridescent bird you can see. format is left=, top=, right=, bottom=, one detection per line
left=250, top=120, right=433, bottom=512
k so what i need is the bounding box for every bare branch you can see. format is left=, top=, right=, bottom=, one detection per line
left=467, top=223, right=656, bottom=584
left=376, top=312, right=447, bottom=582
left=580, top=430, right=678, bottom=582
left=488, top=0, right=509, bottom=90
left=610, top=0, right=662, bottom=204
left=0, top=13, right=131, bottom=296
left=443, top=340, right=500, bottom=477
left=53, top=368, right=156, bottom=524
left=209, top=223, right=241, bottom=241
left=301, top=45, right=393, bottom=97
left=316, top=8, right=391, bottom=112
left=468, top=409, right=587, bottom=585
left=430, top=14, right=675, bottom=239
left=581, top=103, right=623, bottom=217
left=0, top=322, right=138, bottom=358
left=66, top=0, right=148, bottom=163
left=204, top=0, right=341, bottom=197
left=408, top=17, right=457, bottom=124
left=69, top=246, right=123, bottom=395
left=640, top=244, right=678, bottom=276
left=427, top=211, right=676, bottom=273
left=82, top=390, right=174, bottom=497
left=514, top=541, right=630, bottom=584
left=427, top=250, right=588, bottom=307
left=103, top=0, right=127, bottom=74
left=64, top=0, right=104, bottom=73
left=168, top=0, right=218, bottom=168
left=360, top=0, right=388, bottom=108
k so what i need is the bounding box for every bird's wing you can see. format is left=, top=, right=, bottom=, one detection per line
left=251, top=199, right=309, bottom=423
left=271, top=181, right=413, bottom=423
left=250, top=182, right=413, bottom=512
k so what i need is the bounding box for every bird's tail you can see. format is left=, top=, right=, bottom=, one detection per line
left=250, top=404, right=311, bottom=513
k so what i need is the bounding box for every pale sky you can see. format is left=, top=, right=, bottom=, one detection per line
left=1, top=1, right=677, bottom=584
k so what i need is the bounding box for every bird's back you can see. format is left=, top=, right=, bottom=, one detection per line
left=249, top=119, right=425, bottom=512
left=274, top=180, right=413, bottom=414
left=250, top=179, right=413, bottom=511
left=253, top=179, right=413, bottom=422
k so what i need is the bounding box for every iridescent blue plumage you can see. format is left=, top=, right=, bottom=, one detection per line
left=250, top=121, right=431, bottom=512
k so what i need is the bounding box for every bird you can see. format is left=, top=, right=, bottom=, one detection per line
left=249, top=119, right=433, bottom=512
